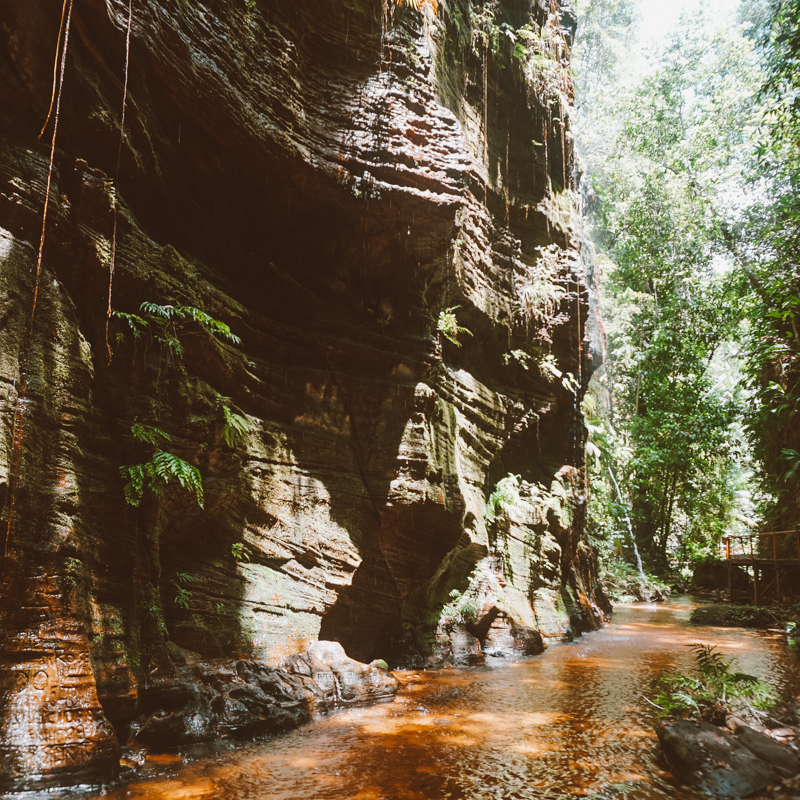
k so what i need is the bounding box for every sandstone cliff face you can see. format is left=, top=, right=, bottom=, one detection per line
left=0, top=0, right=605, bottom=789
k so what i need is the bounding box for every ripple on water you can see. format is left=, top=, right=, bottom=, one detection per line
left=41, top=599, right=800, bottom=800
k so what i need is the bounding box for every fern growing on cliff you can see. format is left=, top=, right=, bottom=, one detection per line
left=437, top=306, right=473, bottom=347
left=219, top=398, right=252, bottom=449
left=486, top=474, right=522, bottom=523
left=113, top=301, right=240, bottom=363
left=518, top=245, right=567, bottom=334
left=121, top=424, right=204, bottom=509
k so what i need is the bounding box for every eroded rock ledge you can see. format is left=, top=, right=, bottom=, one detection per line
left=130, top=640, right=398, bottom=747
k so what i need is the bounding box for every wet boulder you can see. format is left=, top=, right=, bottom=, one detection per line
left=285, top=641, right=400, bottom=710
left=480, top=613, right=545, bottom=658
left=448, top=626, right=485, bottom=666
left=128, top=642, right=398, bottom=750
left=658, top=720, right=779, bottom=799
left=729, top=723, right=800, bottom=778
left=129, top=653, right=310, bottom=749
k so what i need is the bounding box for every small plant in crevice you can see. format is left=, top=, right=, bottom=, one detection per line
left=173, top=571, right=194, bottom=608
left=440, top=589, right=479, bottom=628
left=60, top=556, right=83, bottom=590
left=120, top=423, right=204, bottom=509
left=437, top=306, right=473, bottom=347
left=652, top=643, right=772, bottom=721
left=486, top=473, right=522, bottom=524
left=503, top=349, right=533, bottom=369
left=486, top=473, right=574, bottom=531
left=231, top=541, right=250, bottom=563
left=539, top=353, right=562, bottom=382
left=470, top=3, right=510, bottom=55
left=146, top=603, right=169, bottom=640
left=517, top=244, right=568, bottom=336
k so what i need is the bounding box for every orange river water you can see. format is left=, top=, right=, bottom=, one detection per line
left=37, top=598, right=800, bottom=800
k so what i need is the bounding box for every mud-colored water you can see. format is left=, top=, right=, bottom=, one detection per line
left=53, top=599, right=800, bottom=799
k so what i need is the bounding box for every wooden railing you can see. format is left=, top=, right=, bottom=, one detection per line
left=723, top=530, right=800, bottom=562
left=721, top=530, right=800, bottom=604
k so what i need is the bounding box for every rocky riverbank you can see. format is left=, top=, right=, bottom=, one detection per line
left=659, top=702, right=800, bottom=799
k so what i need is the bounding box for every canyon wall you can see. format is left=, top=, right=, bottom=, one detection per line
left=0, top=0, right=606, bottom=789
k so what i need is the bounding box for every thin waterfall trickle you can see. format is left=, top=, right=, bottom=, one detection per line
left=607, top=465, right=647, bottom=588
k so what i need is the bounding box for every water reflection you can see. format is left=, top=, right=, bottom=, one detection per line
left=41, top=598, right=800, bottom=800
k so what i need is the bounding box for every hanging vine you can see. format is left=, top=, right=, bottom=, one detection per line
left=38, top=0, right=69, bottom=140
left=106, top=0, right=133, bottom=364
left=3, top=0, right=75, bottom=559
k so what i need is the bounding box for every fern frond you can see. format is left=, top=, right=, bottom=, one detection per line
left=175, top=305, right=241, bottom=345
left=140, top=301, right=172, bottom=320
left=151, top=450, right=204, bottom=508
left=691, top=643, right=730, bottom=679
left=120, top=463, right=145, bottom=507
left=112, top=310, right=148, bottom=338
left=437, top=306, right=472, bottom=346
left=131, top=423, right=171, bottom=446
left=222, top=405, right=252, bottom=448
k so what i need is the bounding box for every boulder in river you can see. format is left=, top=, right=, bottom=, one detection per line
left=658, top=719, right=786, bottom=798
left=728, top=722, right=800, bottom=778
left=129, top=643, right=398, bottom=750
left=285, top=641, right=400, bottom=710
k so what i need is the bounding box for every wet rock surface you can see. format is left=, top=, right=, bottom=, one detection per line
left=659, top=720, right=779, bottom=799
left=658, top=715, right=800, bottom=799
left=127, top=641, right=397, bottom=751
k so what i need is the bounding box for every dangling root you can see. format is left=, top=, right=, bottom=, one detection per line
left=3, top=0, right=74, bottom=560
left=106, top=0, right=133, bottom=364
left=38, top=0, right=69, bottom=140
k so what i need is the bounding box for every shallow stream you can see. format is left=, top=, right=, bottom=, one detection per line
left=50, top=598, right=800, bottom=799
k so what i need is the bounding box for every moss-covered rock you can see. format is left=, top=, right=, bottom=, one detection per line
left=690, top=605, right=780, bottom=628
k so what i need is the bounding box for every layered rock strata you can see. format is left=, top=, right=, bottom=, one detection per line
left=0, top=0, right=604, bottom=789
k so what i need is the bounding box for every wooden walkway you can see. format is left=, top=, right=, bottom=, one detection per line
left=723, top=530, right=800, bottom=604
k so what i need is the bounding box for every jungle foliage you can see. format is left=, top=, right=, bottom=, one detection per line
left=574, top=0, right=800, bottom=573
left=653, top=643, right=772, bottom=719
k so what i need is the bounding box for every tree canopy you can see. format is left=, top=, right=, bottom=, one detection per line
left=574, top=0, right=800, bottom=575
